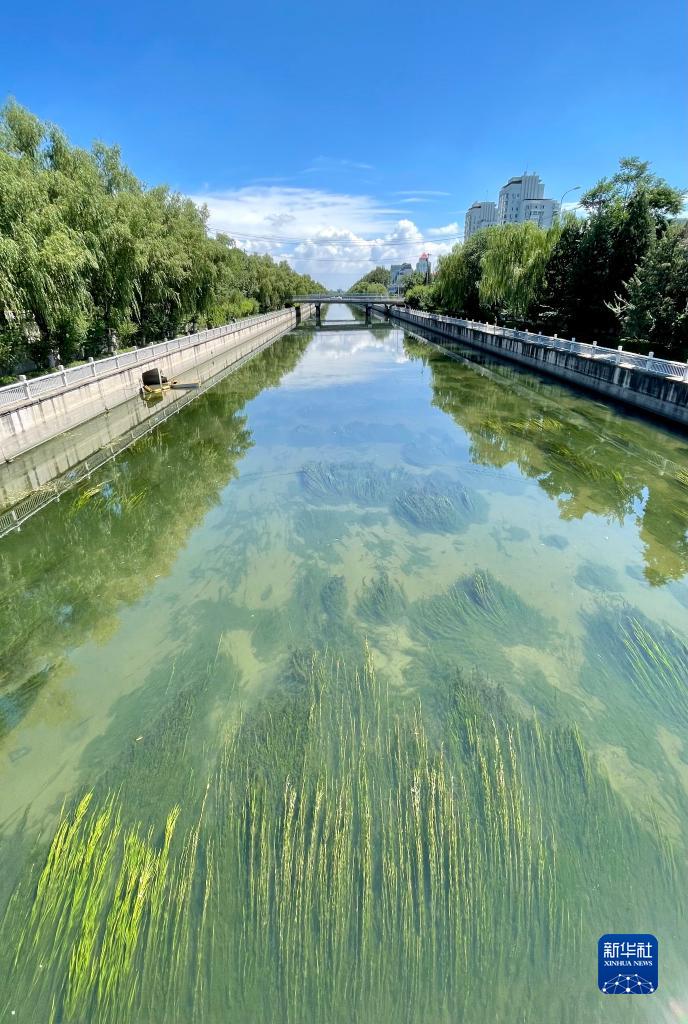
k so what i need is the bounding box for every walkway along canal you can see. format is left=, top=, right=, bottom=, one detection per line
left=0, top=303, right=686, bottom=1023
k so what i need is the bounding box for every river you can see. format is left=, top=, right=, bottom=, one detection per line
left=0, top=303, right=686, bottom=1022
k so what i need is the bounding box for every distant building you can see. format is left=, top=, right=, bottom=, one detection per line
left=390, top=262, right=413, bottom=294
left=464, top=201, right=497, bottom=240
left=465, top=175, right=559, bottom=239
left=415, top=253, right=431, bottom=281
left=496, top=174, right=559, bottom=229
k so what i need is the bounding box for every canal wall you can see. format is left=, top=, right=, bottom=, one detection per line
left=0, top=306, right=313, bottom=463
left=379, top=307, right=688, bottom=429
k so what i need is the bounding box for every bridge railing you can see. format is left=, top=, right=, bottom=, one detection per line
left=387, top=308, right=688, bottom=382
left=0, top=309, right=294, bottom=409
left=293, top=294, right=400, bottom=303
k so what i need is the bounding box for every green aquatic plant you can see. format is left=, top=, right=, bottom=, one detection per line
left=393, top=485, right=461, bottom=532
left=400, top=441, right=438, bottom=468
left=320, top=574, right=347, bottom=621
left=356, top=570, right=407, bottom=625
left=411, top=569, right=555, bottom=652
left=575, top=561, right=620, bottom=593
left=250, top=607, right=290, bottom=661
left=300, top=461, right=410, bottom=506
left=0, top=647, right=680, bottom=1023
left=584, top=603, right=688, bottom=729
left=393, top=476, right=487, bottom=534
left=0, top=665, right=52, bottom=739
left=291, top=506, right=353, bottom=556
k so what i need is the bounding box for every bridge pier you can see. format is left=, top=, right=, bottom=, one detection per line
left=365, top=304, right=371, bottom=326
left=315, top=303, right=322, bottom=326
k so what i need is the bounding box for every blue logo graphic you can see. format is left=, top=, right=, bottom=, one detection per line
left=598, top=934, right=658, bottom=994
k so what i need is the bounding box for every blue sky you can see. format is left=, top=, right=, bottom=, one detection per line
left=2, top=0, right=686, bottom=287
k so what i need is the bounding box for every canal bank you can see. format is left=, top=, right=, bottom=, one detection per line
left=0, top=305, right=314, bottom=463
left=379, top=305, right=688, bottom=429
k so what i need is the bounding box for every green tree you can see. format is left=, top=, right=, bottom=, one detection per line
left=614, top=222, right=688, bottom=357
left=478, top=222, right=560, bottom=323
left=433, top=231, right=491, bottom=319
left=539, top=157, right=684, bottom=343
left=347, top=267, right=391, bottom=292
left=404, top=283, right=435, bottom=310
left=0, top=100, right=324, bottom=375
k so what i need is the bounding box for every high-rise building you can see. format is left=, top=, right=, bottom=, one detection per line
left=496, top=174, right=559, bottom=229
left=464, top=201, right=497, bottom=240
left=389, top=262, right=413, bottom=294
left=465, top=175, right=559, bottom=239
left=415, top=253, right=431, bottom=280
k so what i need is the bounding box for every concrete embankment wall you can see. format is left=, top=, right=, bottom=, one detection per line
left=380, top=306, right=688, bottom=429
left=0, top=306, right=313, bottom=463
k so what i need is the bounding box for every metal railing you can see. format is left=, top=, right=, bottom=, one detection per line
left=390, top=309, right=688, bottom=382
left=293, top=294, right=405, bottom=304
left=0, top=309, right=295, bottom=410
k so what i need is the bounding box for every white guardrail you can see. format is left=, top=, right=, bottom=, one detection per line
left=393, top=309, right=688, bottom=382
left=0, top=357, right=228, bottom=538
left=0, top=310, right=293, bottom=409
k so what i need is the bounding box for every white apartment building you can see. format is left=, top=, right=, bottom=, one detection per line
left=464, top=201, right=497, bottom=240
left=465, top=175, right=560, bottom=239
left=497, top=174, right=559, bottom=228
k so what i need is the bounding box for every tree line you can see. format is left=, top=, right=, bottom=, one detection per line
left=346, top=267, right=391, bottom=294
left=403, top=159, right=687, bottom=358
left=0, top=101, right=324, bottom=377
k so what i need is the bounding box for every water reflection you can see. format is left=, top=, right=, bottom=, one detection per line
left=402, top=334, right=688, bottom=586
left=0, top=334, right=312, bottom=696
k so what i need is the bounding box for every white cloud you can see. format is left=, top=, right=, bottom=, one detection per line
left=302, top=156, right=374, bottom=173
left=191, top=186, right=455, bottom=288
left=427, top=222, right=460, bottom=237
left=395, top=190, right=451, bottom=197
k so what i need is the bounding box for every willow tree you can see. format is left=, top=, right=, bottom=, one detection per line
left=0, top=100, right=325, bottom=374
left=478, top=221, right=560, bottom=323
left=433, top=231, right=491, bottom=318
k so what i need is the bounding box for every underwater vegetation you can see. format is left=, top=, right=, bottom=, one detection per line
left=583, top=602, right=688, bottom=731
left=356, top=570, right=408, bottom=625
left=575, top=561, right=620, bottom=594
left=0, top=647, right=679, bottom=1024
left=393, top=476, right=487, bottom=534
left=400, top=440, right=439, bottom=468
left=299, top=461, right=487, bottom=537
left=300, top=461, right=410, bottom=506
left=392, top=473, right=488, bottom=535
left=290, top=506, right=353, bottom=559
left=0, top=665, right=52, bottom=739
left=411, top=569, right=555, bottom=653
left=541, top=533, right=568, bottom=550
left=320, top=574, right=347, bottom=621
left=243, top=567, right=360, bottom=663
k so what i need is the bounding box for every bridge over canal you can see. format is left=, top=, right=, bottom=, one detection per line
left=292, top=294, right=405, bottom=325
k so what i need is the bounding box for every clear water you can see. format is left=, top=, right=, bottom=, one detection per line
left=1, top=304, right=687, bottom=1022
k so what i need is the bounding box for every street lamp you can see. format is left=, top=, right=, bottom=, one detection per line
left=559, top=185, right=581, bottom=220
